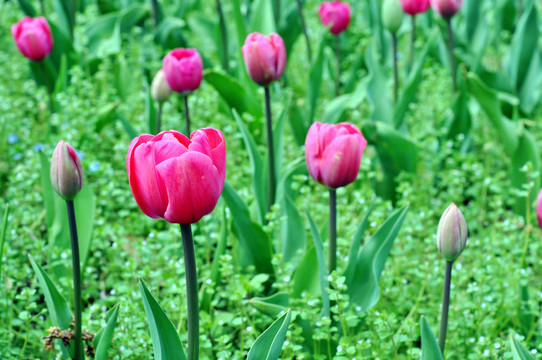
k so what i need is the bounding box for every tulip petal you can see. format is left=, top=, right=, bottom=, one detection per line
left=157, top=152, right=221, bottom=224
left=320, top=134, right=363, bottom=189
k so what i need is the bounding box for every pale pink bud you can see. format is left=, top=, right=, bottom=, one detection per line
left=437, top=203, right=468, bottom=262
left=242, top=33, right=287, bottom=87
left=50, top=141, right=84, bottom=201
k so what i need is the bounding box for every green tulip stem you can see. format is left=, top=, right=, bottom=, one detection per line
left=156, top=102, right=163, bottom=134
left=180, top=224, right=199, bottom=360
left=183, top=95, right=191, bottom=135
left=329, top=189, right=337, bottom=273
left=151, top=0, right=160, bottom=26
left=335, top=35, right=341, bottom=96
left=216, top=0, right=229, bottom=72
left=0, top=203, right=10, bottom=287
left=392, top=33, right=399, bottom=103
left=409, top=15, right=416, bottom=72
left=39, top=61, right=54, bottom=114
left=296, top=0, right=312, bottom=62
left=438, top=261, right=453, bottom=354
left=66, top=200, right=83, bottom=360
left=446, top=18, right=457, bottom=92
left=39, top=0, right=45, bottom=15
left=274, top=0, right=281, bottom=26
left=264, top=86, right=276, bottom=213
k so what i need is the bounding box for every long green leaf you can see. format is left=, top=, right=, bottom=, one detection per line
left=344, top=202, right=374, bottom=281
left=247, top=309, right=291, bottom=360
left=510, top=130, right=540, bottom=216
left=251, top=0, right=277, bottom=34
left=221, top=183, right=274, bottom=275
left=306, top=211, right=330, bottom=318
left=94, top=304, right=120, bottom=360
left=0, top=203, right=10, bottom=282
left=347, top=205, right=409, bottom=310
left=365, top=42, right=393, bottom=124
left=420, top=316, right=443, bottom=360
left=291, top=246, right=320, bottom=298
left=510, top=334, right=536, bottom=360
left=308, top=32, right=327, bottom=121
left=205, top=70, right=262, bottom=117
left=139, top=280, right=186, bottom=360
left=247, top=292, right=289, bottom=318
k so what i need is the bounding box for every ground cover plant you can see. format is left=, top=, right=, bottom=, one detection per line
left=1, top=0, right=542, bottom=359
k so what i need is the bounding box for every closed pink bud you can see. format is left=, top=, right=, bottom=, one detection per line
left=50, top=141, right=84, bottom=201
left=399, top=0, right=430, bottom=15
left=11, top=17, right=53, bottom=61
left=319, top=1, right=351, bottom=35
left=537, top=189, right=542, bottom=229
left=305, top=122, right=367, bottom=189
left=127, top=128, right=226, bottom=225
left=437, top=203, right=468, bottom=262
left=242, top=33, right=286, bottom=87
left=162, top=48, right=203, bottom=94
left=431, top=0, right=462, bottom=18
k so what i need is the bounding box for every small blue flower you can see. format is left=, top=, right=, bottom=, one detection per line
left=13, top=153, right=23, bottom=160
left=89, top=162, right=100, bottom=173
left=8, top=134, right=19, bottom=144
left=76, top=150, right=84, bottom=159
left=34, top=143, right=44, bottom=152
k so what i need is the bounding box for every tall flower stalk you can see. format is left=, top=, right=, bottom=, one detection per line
left=264, top=87, right=276, bottom=209
left=399, top=0, right=430, bottom=71
left=382, top=0, right=404, bottom=103
left=180, top=224, right=199, bottom=360
left=296, top=0, right=312, bottom=62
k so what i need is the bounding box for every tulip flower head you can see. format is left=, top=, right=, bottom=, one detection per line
left=319, top=1, right=351, bottom=35
left=162, top=48, right=203, bottom=94
left=50, top=141, right=84, bottom=201
left=11, top=16, right=53, bottom=61
left=431, top=0, right=462, bottom=18
left=242, top=33, right=286, bottom=87
left=151, top=69, right=172, bottom=103
left=437, top=203, right=468, bottom=262
left=382, top=0, right=404, bottom=34
left=399, top=0, right=430, bottom=15
left=537, top=189, right=542, bottom=229
left=305, top=122, right=367, bottom=189
left=127, top=129, right=226, bottom=224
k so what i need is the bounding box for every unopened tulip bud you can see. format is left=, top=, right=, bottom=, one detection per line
left=537, top=189, right=542, bottom=229
left=151, top=70, right=172, bottom=103
left=437, top=203, right=468, bottom=262
left=50, top=141, right=84, bottom=201
left=382, top=0, right=404, bottom=34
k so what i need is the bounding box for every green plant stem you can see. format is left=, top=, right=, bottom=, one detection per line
left=517, top=0, right=523, bottom=21
left=335, top=35, right=341, bottom=96
left=70, top=0, right=76, bottom=38
left=156, top=102, right=163, bottom=134
left=392, top=33, right=399, bottom=103
left=409, top=15, right=416, bottom=72
left=66, top=200, right=83, bottom=360
left=180, top=224, right=199, bottom=360
left=446, top=18, right=457, bottom=92
left=39, top=0, right=45, bottom=15
left=183, top=95, right=191, bottom=135
left=151, top=0, right=160, bottom=26
left=39, top=61, right=54, bottom=115
left=274, top=0, right=281, bottom=26
left=0, top=203, right=9, bottom=285
left=438, top=261, right=453, bottom=354
left=329, top=189, right=337, bottom=273
left=296, top=0, right=312, bottom=62
left=264, top=87, right=276, bottom=212
left=216, top=0, right=229, bottom=72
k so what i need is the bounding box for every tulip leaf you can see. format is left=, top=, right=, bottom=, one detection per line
left=510, top=130, right=540, bottom=216
left=247, top=292, right=289, bottom=319
left=247, top=309, right=291, bottom=360
left=139, top=279, right=186, bottom=360
left=145, top=87, right=157, bottom=134
left=291, top=246, right=320, bottom=299
left=510, top=334, right=536, bottom=360
left=322, top=78, right=368, bottom=124
left=308, top=32, right=327, bottom=121
left=346, top=204, right=409, bottom=311
left=53, top=0, right=75, bottom=39
left=365, top=42, right=393, bottom=124
left=0, top=204, right=9, bottom=282
left=154, top=17, right=187, bottom=49
left=221, top=183, right=274, bottom=276
left=280, top=192, right=306, bottom=266
left=94, top=304, right=120, bottom=360
left=117, top=112, right=139, bottom=140
left=16, top=0, right=37, bottom=16
left=344, top=202, right=374, bottom=281
left=205, top=71, right=262, bottom=117
left=420, top=316, right=443, bottom=360
left=306, top=211, right=330, bottom=318
left=233, top=110, right=267, bottom=224
left=251, top=0, right=277, bottom=34
left=29, top=254, right=73, bottom=359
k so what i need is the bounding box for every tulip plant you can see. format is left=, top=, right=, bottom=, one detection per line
left=382, top=0, right=404, bottom=102
left=127, top=129, right=226, bottom=360
left=319, top=1, right=351, bottom=95
left=399, top=0, right=430, bottom=71
left=162, top=48, right=204, bottom=135
left=50, top=141, right=85, bottom=359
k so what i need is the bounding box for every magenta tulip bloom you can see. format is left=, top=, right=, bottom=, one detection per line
left=127, top=128, right=226, bottom=224
left=399, top=0, right=430, bottom=15
left=242, top=33, right=286, bottom=87
left=162, top=48, right=203, bottom=94
left=319, top=1, right=351, bottom=35
left=431, top=0, right=462, bottom=18
left=11, top=17, right=53, bottom=61
left=50, top=141, right=84, bottom=201
left=305, top=122, right=367, bottom=189
left=537, top=189, right=542, bottom=229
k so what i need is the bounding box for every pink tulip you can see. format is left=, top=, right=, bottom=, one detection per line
left=399, top=0, right=430, bottom=15
left=319, top=2, right=351, bottom=35
left=50, top=141, right=84, bottom=201
left=11, top=17, right=53, bottom=61
left=431, top=0, right=462, bottom=18
left=305, top=122, right=367, bottom=189
left=537, top=189, right=542, bottom=229
left=162, top=48, right=203, bottom=94
left=242, top=33, right=286, bottom=87
left=127, top=129, right=226, bottom=225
